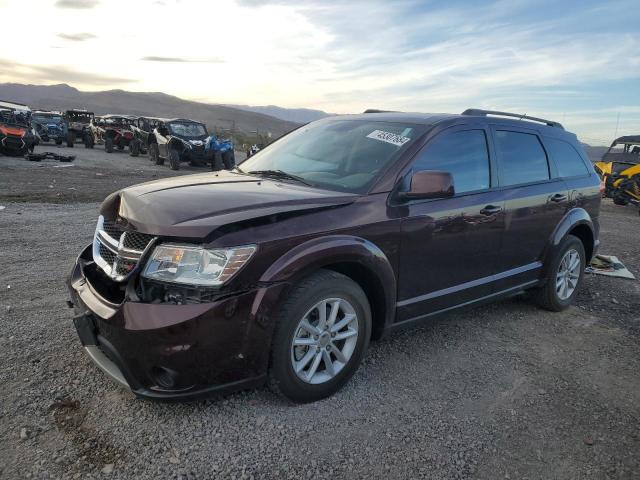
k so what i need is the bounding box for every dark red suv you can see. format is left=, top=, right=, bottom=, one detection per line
left=68, top=109, right=600, bottom=403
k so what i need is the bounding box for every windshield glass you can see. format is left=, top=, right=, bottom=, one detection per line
left=0, top=109, right=29, bottom=126
left=67, top=112, right=93, bottom=122
left=34, top=114, right=63, bottom=124
left=240, top=119, right=427, bottom=193
left=169, top=122, right=207, bottom=137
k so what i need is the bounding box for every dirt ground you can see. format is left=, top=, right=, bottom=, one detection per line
left=0, top=143, right=639, bottom=479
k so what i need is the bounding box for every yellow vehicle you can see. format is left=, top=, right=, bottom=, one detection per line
left=594, top=135, right=640, bottom=205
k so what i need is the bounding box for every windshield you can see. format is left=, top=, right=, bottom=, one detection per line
left=169, top=122, right=207, bottom=137
left=240, top=119, right=427, bottom=193
left=34, top=114, right=63, bottom=124
left=67, top=112, right=93, bottom=122
left=102, top=117, right=134, bottom=127
left=0, top=109, right=30, bottom=126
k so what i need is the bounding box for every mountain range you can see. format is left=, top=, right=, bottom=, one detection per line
left=0, top=83, right=301, bottom=137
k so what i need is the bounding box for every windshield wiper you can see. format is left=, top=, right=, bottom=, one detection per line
left=246, top=169, right=314, bottom=187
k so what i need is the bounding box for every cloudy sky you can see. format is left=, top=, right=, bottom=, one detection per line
left=1, top=0, right=638, bottom=143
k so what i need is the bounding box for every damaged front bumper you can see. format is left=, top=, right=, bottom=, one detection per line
left=67, top=245, right=286, bottom=401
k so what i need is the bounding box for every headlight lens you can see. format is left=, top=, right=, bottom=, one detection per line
left=142, top=244, right=257, bottom=286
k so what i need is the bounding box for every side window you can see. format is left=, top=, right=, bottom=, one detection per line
left=495, top=130, right=549, bottom=186
left=412, top=129, right=490, bottom=194
left=544, top=137, right=589, bottom=178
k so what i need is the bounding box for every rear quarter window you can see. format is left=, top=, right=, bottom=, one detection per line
left=544, top=137, right=589, bottom=178
left=495, top=130, right=549, bottom=186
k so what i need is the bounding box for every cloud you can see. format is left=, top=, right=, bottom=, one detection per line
left=55, top=0, right=100, bottom=8
left=57, top=32, right=97, bottom=42
left=141, top=56, right=224, bottom=63
left=0, top=59, right=134, bottom=86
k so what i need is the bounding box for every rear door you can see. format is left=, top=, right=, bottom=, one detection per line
left=491, top=127, right=569, bottom=291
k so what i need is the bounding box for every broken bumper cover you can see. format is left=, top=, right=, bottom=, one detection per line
left=67, top=245, right=285, bottom=401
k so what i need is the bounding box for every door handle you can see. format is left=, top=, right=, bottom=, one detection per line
left=480, top=205, right=502, bottom=215
left=549, top=193, right=567, bottom=203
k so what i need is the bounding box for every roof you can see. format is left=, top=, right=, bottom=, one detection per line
left=102, top=114, right=138, bottom=120
left=164, top=118, right=205, bottom=124
left=0, top=100, right=31, bottom=112
left=612, top=135, right=640, bottom=145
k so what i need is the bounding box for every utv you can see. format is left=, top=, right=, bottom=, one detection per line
left=63, top=109, right=94, bottom=147
left=87, top=115, right=137, bottom=154
left=0, top=101, right=38, bottom=156
left=129, top=116, right=162, bottom=156
left=148, top=118, right=220, bottom=170
left=31, top=110, right=67, bottom=145
left=594, top=135, right=640, bottom=201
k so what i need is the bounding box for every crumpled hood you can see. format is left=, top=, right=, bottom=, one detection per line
left=103, top=171, right=357, bottom=239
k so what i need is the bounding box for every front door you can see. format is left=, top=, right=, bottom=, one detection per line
left=395, top=127, right=505, bottom=323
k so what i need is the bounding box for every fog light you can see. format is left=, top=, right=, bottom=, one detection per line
left=150, top=366, right=178, bottom=389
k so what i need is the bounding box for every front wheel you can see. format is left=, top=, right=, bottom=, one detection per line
left=55, top=139, right=63, bottom=146
left=84, top=134, right=94, bottom=149
left=105, top=137, right=114, bottom=153
left=66, top=132, right=75, bottom=147
left=169, top=149, right=180, bottom=170
left=533, top=234, right=585, bottom=311
left=269, top=270, right=371, bottom=403
left=129, top=139, right=140, bottom=157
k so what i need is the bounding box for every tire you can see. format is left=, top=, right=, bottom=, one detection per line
left=129, top=139, right=140, bottom=157
left=169, top=149, right=180, bottom=170
left=84, top=134, right=94, bottom=149
left=66, top=132, right=75, bottom=147
left=222, top=150, right=235, bottom=169
left=613, top=196, right=629, bottom=206
left=55, top=139, right=63, bottom=146
left=269, top=269, right=371, bottom=403
left=533, top=234, right=585, bottom=312
left=105, top=137, right=114, bottom=153
left=149, top=143, right=163, bottom=165
left=117, top=139, right=125, bottom=150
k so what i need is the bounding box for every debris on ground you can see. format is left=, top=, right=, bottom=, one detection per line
left=587, top=254, right=635, bottom=279
left=24, top=152, right=75, bottom=162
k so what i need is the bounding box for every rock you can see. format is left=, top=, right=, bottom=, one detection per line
left=20, top=427, right=28, bottom=440
left=584, top=436, right=594, bottom=446
left=611, top=298, right=619, bottom=304
left=101, top=463, right=114, bottom=474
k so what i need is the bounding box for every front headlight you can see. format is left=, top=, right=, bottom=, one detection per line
left=141, top=244, right=257, bottom=286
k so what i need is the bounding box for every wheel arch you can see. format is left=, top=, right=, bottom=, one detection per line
left=257, top=235, right=396, bottom=340
left=547, top=208, right=596, bottom=264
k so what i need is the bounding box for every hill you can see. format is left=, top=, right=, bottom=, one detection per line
left=224, top=104, right=331, bottom=124
left=0, top=83, right=299, bottom=138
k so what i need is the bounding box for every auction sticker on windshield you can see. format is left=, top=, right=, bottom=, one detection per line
left=366, top=129, right=411, bottom=147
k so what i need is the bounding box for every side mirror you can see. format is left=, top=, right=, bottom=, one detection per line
left=398, top=170, right=454, bottom=201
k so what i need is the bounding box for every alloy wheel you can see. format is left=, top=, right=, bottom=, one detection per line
left=556, top=248, right=581, bottom=300
left=290, top=298, right=359, bottom=385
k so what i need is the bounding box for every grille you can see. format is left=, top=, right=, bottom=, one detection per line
left=93, top=216, right=156, bottom=281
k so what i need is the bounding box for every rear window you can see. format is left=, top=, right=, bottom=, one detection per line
left=545, top=137, right=589, bottom=178
left=495, top=130, right=549, bottom=186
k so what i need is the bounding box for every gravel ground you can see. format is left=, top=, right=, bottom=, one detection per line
left=0, top=144, right=639, bottom=479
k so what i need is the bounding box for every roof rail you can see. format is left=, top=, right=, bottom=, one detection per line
left=363, top=109, right=398, bottom=114
left=461, top=108, right=564, bottom=130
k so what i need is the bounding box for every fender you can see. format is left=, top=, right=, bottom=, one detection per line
left=255, top=235, right=397, bottom=334
left=545, top=207, right=596, bottom=264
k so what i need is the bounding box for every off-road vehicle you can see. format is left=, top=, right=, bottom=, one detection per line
left=63, top=109, right=94, bottom=147
left=87, top=115, right=137, bottom=154
left=0, top=101, right=38, bottom=156
left=148, top=118, right=214, bottom=170
left=594, top=135, right=640, bottom=203
left=31, top=110, right=67, bottom=145
left=129, top=116, right=162, bottom=156
left=68, top=109, right=601, bottom=403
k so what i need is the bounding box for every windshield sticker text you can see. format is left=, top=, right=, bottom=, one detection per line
left=366, top=130, right=411, bottom=147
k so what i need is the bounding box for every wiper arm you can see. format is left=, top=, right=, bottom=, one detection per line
left=246, top=169, right=314, bottom=187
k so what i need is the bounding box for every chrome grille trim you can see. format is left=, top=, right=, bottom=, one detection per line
left=92, top=215, right=157, bottom=282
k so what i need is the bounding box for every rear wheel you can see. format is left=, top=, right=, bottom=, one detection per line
left=84, top=134, right=94, bottom=149
left=169, top=149, right=180, bottom=170
left=533, top=234, right=585, bottom=311
left=55, top=139, right=63, bottom=146
left=149, top=143, right=162, bottom=164
left=117, top=139, right=125, bottom=150
left=129, top=139, right=140, bottom=157
left=269, top=270, right=371, bottom=403
left=613, top=195, right=629, bottom=206
left=105, top=137, right=114, bottom=153
left=222, top=150, right=235, bottom=169
left=66, top=132, right=75, bottom=147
